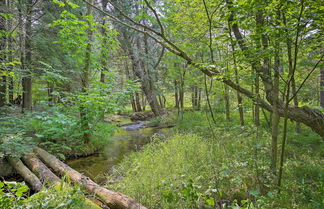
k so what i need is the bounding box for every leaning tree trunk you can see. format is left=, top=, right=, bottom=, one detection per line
left=7, top=157, right=42, bottom=191
left=34, top=147, right=147, bottom=209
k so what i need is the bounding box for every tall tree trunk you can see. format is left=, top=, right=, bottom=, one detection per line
left=141, top=92, right=146, bottom=111
left=47, top=82, right=54, bottom=106
left=254, top=73, right=260, bottom=126
left=224, top=62, right=230, bottom=121
left=283, top=13, right=301, bottom=133
left=22, top=0, right=33, bottom=112
left=135, top=91, right=142, bottom=111
left=228, top=26, right=244, bottom=126
left=175, top=80, right=179, bottom=108
left=0, top=0, right=7, bottom=107
left=320, top=68, right=324, bottom=107
left=271, top=11, right=281, bottom=174
left=204, top=75, right=216, bottom=123
left=80, top=0, right=93, bottom=143
left=197, top=88, right=201, bottom=110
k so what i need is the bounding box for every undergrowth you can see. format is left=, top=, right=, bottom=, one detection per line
left=0, top=180, right=100, bottom=209
left=0, top=106, right=116, bottom=159
left=108, top=110, right=324, bottom=209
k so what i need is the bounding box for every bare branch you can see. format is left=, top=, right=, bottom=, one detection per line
left=143, top=0, right=164, bottom=35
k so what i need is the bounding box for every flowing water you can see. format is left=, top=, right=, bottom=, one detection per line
left=67, top=122, right=170, bottom=184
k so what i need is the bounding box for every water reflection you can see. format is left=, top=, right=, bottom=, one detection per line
left=67, top=127, right=169, bottom=184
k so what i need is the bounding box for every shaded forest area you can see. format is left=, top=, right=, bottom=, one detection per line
left=0, top=0, right=323, bottom=208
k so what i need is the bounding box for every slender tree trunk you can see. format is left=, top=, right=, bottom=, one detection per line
left=191, top=86, right=194, bottom=109
left=21, top=0, right=33, bottom=112
left=228, top=26, right=244, bottom=125
left=271, top=11, right=281, bottom=174
left=320, top=68, right=324, bottom=107
left=204, top=75, right=216, bottom=123
left=141, top=92, right=146, bottom=111
left=6, top=0, right=13, bottom=104
left=135, top=91, right=142, bottom=111
left=179, top=88, right=184, bottom=109
left=223, top=64, right=230, bottom=121
left=283, top=13, right=301, bottom=133
left=197, top=88, right=201, bottom=110
left=278, top=1, right=305, bottom=190
left=175, top=80, right=179, bottom=108
left=131, top=96, right=137, bottom=112
left=254, top=73, right=260, bottom=126
left=0, top=1, right=7, bottom=107
left=47, top=82, right=54, bottom=106
left=80, top=0, right=93, bottom=143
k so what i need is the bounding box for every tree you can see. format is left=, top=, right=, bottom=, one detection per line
left=21, top=0, right=33, bottom=112
left=320, top=68, right=324, bottom=107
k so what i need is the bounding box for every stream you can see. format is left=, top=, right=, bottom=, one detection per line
left=67, top=122, right=171, bottom=184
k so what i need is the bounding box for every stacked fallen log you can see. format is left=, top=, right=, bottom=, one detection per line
left=6, top=157, right=42, bottom=192
left=22, top=154, right=61, bottom=185
left=34, top=147, right=147, bottom=209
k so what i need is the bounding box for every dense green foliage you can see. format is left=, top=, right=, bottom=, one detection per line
left=109, top=111, right=324, bottom=209
left=0, top=106, right=117, bottom=159
left=0, top=180, right=100, bottom=209
left=1, top=0, right=324, bottom=208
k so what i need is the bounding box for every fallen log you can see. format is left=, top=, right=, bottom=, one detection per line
left=22, top=154, right=103, bottom=209
left=22, top=154, right=61, bottom=185
left=6, top=157, right=42, bottom=192
left=34, top=147, right=147, bottom=209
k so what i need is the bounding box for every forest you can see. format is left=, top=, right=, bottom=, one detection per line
left=0, top=0, right=323, bottom=208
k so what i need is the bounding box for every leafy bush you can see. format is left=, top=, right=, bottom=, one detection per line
left=27, top=108, right=117, bottom=159
left=23, top=183, right=100, bottom=209
left=0, top=180, right=101, bottom=209
left=0, top=181, right=29, bottom=209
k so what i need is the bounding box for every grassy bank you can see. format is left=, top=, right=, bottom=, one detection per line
left=108, top=111, right=324, bottom=209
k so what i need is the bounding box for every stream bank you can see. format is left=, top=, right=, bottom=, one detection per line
left=67, top=121, right=171, bottom=184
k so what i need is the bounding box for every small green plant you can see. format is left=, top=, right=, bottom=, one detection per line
left=0, top=181, right=29, bottom=209
left=23, top=183, right=100, bottom=209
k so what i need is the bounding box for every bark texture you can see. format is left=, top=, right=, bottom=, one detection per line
left=320, top=68, right=324, bottom=107
left=7, top=157, right=42, bottom=191
left=22, top=154, right=61, bottom=185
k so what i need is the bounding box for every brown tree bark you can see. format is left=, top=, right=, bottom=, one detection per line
left=34, top=147, right=147, bottom=209
left=135, top=92, right=142, bottom=111
left=0, top=0, right=7, bottom=107
left=7, top=157, right=42, bottom=191
left=175, top=80, right=179, bottom=108
left=22, top=0, right=33, bottom=112
left=320, top=68, right=324, bottom=107
left=22, top=154, right=61, bottom=185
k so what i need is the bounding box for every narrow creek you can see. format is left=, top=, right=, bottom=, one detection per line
left=67, top=122, right=171, bottom=184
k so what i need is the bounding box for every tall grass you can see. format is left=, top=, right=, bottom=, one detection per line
left=108, top=111, right=324, bottom=208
